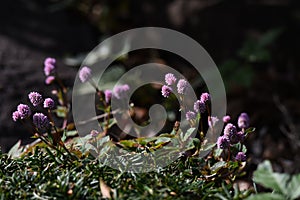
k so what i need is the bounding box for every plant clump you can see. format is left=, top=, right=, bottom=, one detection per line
left=1, top=59, right=259, bottom=199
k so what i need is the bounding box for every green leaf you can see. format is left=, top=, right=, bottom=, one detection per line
left=258, top=28, right=283, bottom=47
left=227, top=161, right=240, bottom=170
left=246, top=193, right=284, bottom=200
left=200, top=142, right=216, bottom=152
left=119, top=140, right=139, bottom=148
left=136, top=137, right=157, bottom=146
left=192, top=138, right=200, bottom=148
left=7, top=140, right=22, bottom=158
left=45, top=147, right=60, bottom=165
left=99, top=118, right=117, bottom=129
left=241, top=144, right=247, bottom=154
left=213, top=193, right=229, bottom=200
left=287, top=173, right=300, bottom=199
left=82, top=143, right=97, bottom=153
left=244, top=127, right=256, bottom=136
left=183, top=128, right=195, bottom=142
left=253, top=160, right=290, bottom=195
left=61, top=131, right=67, bottom=142
left=159, top=133, right=175, bottom=138
left=65, top=130, right=78, bottom=137
left=221, top=182, right=231, bottom=199
left=238, top=40, right=270, bottom=63
left=54, top=106, right=68, bottom=118
left=184, top=138, right=196, bottom=151
left=213, top=148, right=223, bottom=158
left=154, top=137, right=171, bottom=145
left=210, top=161, right=226, bottom=173
left=96, top=135, right=111, bottom=150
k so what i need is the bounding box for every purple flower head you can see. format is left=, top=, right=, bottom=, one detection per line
left=177, top=79, right=188, bottom=94
left=45, top=76, right=55, bottom=85
left=79, top=66, right=92, bottom=83
left=33, top=113, right=50, bottom=129
left=113, top=84, right=130, bottom=99
left=208, top=116, right=219, bottom=128
left=12, top=111, right=20, bottom=122
left=104, top=89, right=112, bottom=103
left=44, top=57, right=56, bottom=66
left=28, top=92, right=43, bottom=107
left=238, top=112, right=250, bottom=129
left=228, top=131, right=245, bottom=144
left=43, top=98, right=55, bottom=109
left=217, top=136, right=230, bottom=149
left=90, top=130, right=99, bottom=137
left=200, top=92, right=210, bottom=104
left=44, top=57, right=56, bottom=76
left=194, top=100, right=206, bottom=113
left=224, top=123, right=237, bottom=137
left=161, top=85, right=173, bottom=98
left=235, top=152, right=247, bottom=162
left=17, top=104, right=31, bottom=119
left=186, top=111, right=196, bottom=121
left=165, top=73, right=177, bottom=85
left=223, top=115, right=231, bottom=123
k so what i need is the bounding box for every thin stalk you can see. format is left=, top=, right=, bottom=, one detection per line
left=88, top=78, right=112, bottom=135
left=206, top=104, right=215, bottom=135
left=227, top=146, right=231, bottom=162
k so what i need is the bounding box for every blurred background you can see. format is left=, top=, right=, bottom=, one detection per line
left=0, top=0, right=300, bottom=173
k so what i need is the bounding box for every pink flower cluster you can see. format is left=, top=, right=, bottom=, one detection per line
left=217, top=113, right=250, bottom=162
left=161, top=73, right=189, bottom=98
left=79, top=66, right=92, bottom=83
left=44, top=57, right=56, bottom=85
left=186, top=92, right=211, bottom=122
left=12, top=91, right=55, bottom=130
left=161, top=73, right=213, bottom=122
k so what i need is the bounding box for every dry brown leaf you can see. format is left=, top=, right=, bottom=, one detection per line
left=100, top=179, right=112, bottom=199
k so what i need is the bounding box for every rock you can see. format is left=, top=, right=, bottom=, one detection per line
left=0, top=0, right=98, bottom=152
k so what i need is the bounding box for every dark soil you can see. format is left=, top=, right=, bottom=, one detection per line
left=0, top=0, right=98, bottom=151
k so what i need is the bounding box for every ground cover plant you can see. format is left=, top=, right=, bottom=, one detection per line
left=1, top=58, right=286, bottom=200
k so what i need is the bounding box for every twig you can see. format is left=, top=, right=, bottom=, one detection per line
left=77, top=109, right=120, bottom=125
left=274, top=95, right=300, bottom=150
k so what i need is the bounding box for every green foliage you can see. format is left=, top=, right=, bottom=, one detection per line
left=247, top=160, right=300, bottom=200
left=7, top=58, right=256, bottom=199
left=0, top=140, right=250, bottom=199
left=239, top=28, right=283, bottom=63
left=220, top=28, right=283, bottom=91
left=7, top=140, right=22, bottom=159
left=55, top=105, right=69, bottom=118
left=220, top=60, right=254, bottom=89
left=246, top=193, right=284, bottom=200
left=0, top=129, right=253, bottom=199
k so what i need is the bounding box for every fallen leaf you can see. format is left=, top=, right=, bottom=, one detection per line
left=100, top=179, right=112, bottom=199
